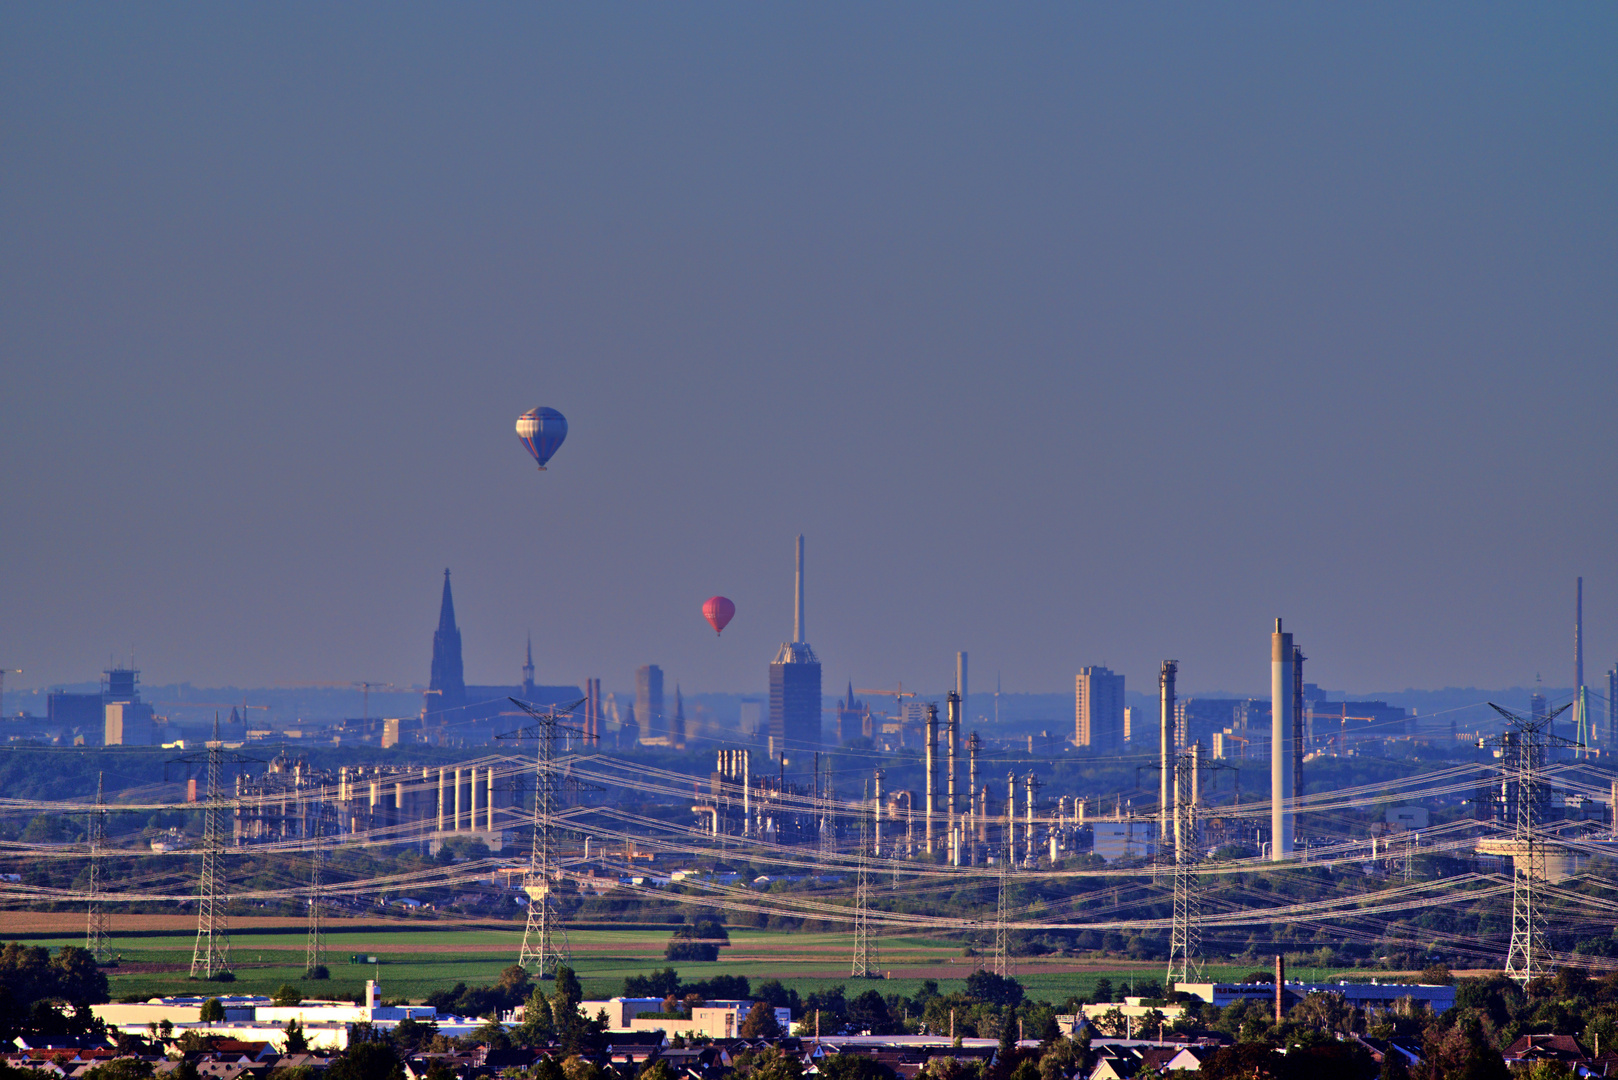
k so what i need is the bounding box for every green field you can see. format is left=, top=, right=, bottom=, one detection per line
left=9, top=919, right=1299, bottom=1006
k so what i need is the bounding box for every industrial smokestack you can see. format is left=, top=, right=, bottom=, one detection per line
left=1160, top=661, right=1177, bottom=849
left=1271, top=619, right=1295, bottom=861
left=1274, top=955, right=1286, bottom=1023
left=956, top=652, right=968, bottom=720
left=794, top=535, right=806, bottom=644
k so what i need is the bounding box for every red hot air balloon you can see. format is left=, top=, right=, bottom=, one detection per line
left=703, top=596, right=736, bottom=636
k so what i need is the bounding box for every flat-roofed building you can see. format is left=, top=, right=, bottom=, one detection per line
left=1075, top=666, right=1125, bottom=752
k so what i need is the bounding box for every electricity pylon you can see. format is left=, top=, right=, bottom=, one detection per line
left=1160, top=743, right=1232, bottom=988
left=85, top=772, right=112, bottom=963
left=851, top=789, right=880, bottom=978
left=1481, top=702, right=1575, bottom=984
left=191, top=723, right=228, bottom=977
left=170, top=715, right=261, bottom=979
left=499, top=696, right=588, bottom=978
left=992, top=841, right=1011, bottom=978
left=303, top=789, right=331, bottom=977
left=1166, top=748, right=1200, bottom=986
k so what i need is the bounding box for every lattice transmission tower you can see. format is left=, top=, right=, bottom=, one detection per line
left=499, top=696, right=588, bottom=978
left=303, top=787, right=331, bottom=978
left=85, top=771, right=112, bottom=963
left=851, top=785, right=879, bottom=978
left=191, top=722, right=229, bottom=977
left=170, top=715, right=260, bottom=980
left=1166, top=748, right=1201, bottom=986
left=991, top=838, right=1011, bottom=978
left=1481, top=701, right=1574, bottom=984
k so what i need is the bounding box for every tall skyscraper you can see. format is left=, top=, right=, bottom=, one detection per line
left=672, top=685, right=686, bottom=749
left=636, top=665, right=665, bottom=743
left=1074, top=666, right=1125, bottom=753
left=769, top=535, right=822, bottom=752
left=428, top=569, right=466, bottom=718
left=1608, top=663, right=1617, bottom=749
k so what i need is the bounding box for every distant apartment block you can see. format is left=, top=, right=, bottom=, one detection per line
left=1075, top=666, right=1125, bottom=753
left=636, top=664, right=667, bottom=745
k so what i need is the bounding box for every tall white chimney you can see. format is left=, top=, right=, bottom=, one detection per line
left=1271, top=618, right=1295, bottom=861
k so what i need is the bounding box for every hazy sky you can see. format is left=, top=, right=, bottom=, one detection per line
left=3, top=5, right=1614, bottom=703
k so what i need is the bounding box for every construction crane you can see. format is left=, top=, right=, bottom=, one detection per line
left=855, top=683, right=918, bottom=719
left=271, top=680, right=406, bottom=721
left=152, top=700, right=269, bottom=738
left=854, top=683, right=919, bottom=747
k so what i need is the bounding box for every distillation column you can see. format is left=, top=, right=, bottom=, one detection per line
left=1160, top=660, right=1177, bottom=854
left=947, top=691, right=960, bottom=842
left=924, top=703, right=939, bottom=854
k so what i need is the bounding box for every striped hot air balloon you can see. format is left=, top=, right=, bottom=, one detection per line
left=516, top=407, right=568, bottom=470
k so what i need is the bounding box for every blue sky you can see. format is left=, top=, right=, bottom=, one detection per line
left=2, top=5, right=1614, bottom=698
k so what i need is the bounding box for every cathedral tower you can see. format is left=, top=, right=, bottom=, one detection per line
left=428, top=569, right=466, bottom=717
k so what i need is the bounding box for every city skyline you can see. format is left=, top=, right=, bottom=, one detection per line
left=3, top=7, right=1614, bottom=696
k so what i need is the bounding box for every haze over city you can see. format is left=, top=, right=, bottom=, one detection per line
left=3, top=6, right=1614, bottom=701
left=13, top=10, right=1618, bottom=1074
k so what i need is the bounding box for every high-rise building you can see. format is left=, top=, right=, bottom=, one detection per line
left=636, top=665, right=665, bottom=744
left=428, top=569, right=467, bottom=718
left=1074, top=666, right=1125, bottom=753
left=672, top=685, right=687, bottom=749
left=1608, top=663, right=1617, bottom=749
left=522, top=635, right=536, bottom=697
left=769, top=535, right=822, bottom=753
left=102, top=666, right=155, bottom=746
left=1123, top=705, right=1144, bottom=744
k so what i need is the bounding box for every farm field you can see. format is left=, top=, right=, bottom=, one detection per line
left=3, top=913, right=1278, bottom=1005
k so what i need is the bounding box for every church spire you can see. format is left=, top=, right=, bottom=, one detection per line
left=437, top=568, right=457, bottom=633
left=428, top=568, right=466, bottom=715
